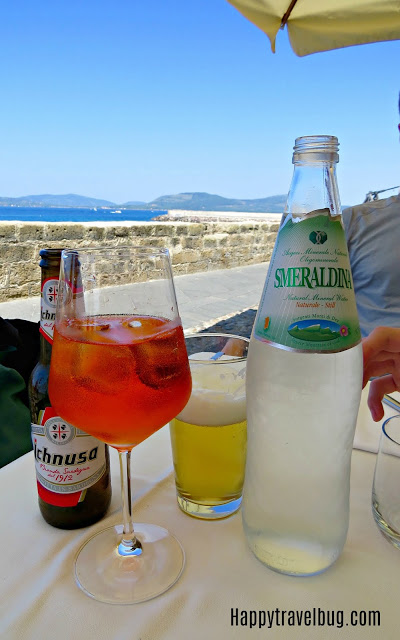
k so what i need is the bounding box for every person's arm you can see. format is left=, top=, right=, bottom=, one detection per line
left=362, top=327, right=400, bottom=421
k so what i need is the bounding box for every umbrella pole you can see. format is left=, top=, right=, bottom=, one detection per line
left=281, top=0, right=298, bottom=29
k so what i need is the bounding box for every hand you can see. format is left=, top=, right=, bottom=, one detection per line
left=362, top=327, right=400, bottom=422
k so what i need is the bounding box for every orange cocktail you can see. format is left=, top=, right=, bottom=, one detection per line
left=49, top=314, right=191, bottom=448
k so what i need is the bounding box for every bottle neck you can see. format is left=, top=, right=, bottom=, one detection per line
left=285, top=161, right=341, bottom=219
left=39, top=332, right=52, bottom=365
left=39, top=264, right=60, bottom=363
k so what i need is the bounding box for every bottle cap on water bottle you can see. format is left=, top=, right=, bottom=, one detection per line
left=293, top=135, right=339, bottom=164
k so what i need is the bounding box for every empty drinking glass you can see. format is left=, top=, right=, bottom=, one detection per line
left=372, top=415, right=400, bottom=549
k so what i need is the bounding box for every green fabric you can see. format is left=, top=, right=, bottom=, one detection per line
left=0, top=363, right=32, bottom=468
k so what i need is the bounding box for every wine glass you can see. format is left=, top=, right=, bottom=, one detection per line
left=48, top=246, right=192, bottom=604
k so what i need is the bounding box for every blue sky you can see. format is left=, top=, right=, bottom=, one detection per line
left=0, top=0, right=399, bottom=206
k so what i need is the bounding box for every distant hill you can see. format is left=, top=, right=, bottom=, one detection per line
left=125, top=192, right=288, bottom=213
left=0, top=191, right=351, bottom=212
left=0, top=193, right=116, bottom=208
left=0, top=191, right=287, bottom=212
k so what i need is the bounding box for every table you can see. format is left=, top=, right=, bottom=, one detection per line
left=0, top=388, right=399, bottom=640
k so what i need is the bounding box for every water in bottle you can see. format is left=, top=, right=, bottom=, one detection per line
left=242, top=136, right=363, bottom=576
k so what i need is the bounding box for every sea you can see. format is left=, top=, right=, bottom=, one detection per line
left=0, top=206, right=167, bottom=223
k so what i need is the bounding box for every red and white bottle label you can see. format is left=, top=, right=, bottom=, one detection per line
left=31, top=407, right=106, bottom=507
left=40, top=277, right=59, bottom=344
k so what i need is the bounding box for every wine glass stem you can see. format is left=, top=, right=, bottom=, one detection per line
left=118, top=449, right=142, bottom=556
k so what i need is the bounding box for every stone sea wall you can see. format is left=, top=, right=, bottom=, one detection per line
left=0, top=214, right=280, bottom=302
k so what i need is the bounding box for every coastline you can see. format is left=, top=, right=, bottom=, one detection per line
left=152, top=209, right=281, bottom=223
left=0, top=209, right=281, bottom=225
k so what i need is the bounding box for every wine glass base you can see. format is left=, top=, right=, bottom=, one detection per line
left=74, top=523, right=185, bottom=604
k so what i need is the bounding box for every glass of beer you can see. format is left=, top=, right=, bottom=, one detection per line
left=48, top=247, right=191, bottom=604
left=169, top=332, right=248, bottom=519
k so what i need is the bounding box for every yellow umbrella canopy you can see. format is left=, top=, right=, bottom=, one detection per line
left=226, top=0, right=400, bottom=56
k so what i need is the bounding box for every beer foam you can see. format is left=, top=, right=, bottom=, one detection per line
left=178, top=352, right=246, bottom=426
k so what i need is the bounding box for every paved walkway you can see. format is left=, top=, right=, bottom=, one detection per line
left=0, top=262, right=269, bottom=330
left=175, top=262, right=267, bottom=331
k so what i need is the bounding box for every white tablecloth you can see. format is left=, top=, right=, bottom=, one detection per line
left=0, top=389, right=399, bottom=640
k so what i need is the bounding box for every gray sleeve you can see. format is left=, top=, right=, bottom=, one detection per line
left=341, top=207, right=354, bottom=246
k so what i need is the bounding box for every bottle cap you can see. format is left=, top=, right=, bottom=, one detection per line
left=39, top=248, right=63, bottom=269
left=293, top=135, right=339, bottom=164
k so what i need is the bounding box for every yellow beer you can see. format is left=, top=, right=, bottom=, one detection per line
left=170, top=417, right=247, bottom=504
left=169, top=336, right=248, bottom=519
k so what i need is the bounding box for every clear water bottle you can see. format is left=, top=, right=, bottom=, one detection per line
left=243, top=135, right=363, bottom=576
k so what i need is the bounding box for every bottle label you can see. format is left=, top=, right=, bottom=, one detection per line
left=40, top=277, right=59, bottom=344
left=254, top=213, right=361, bottom=353
left=31, top=407, right=107, bottom=507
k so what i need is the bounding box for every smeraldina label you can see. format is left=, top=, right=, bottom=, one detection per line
left=254, top=213, right=361, bottom=353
